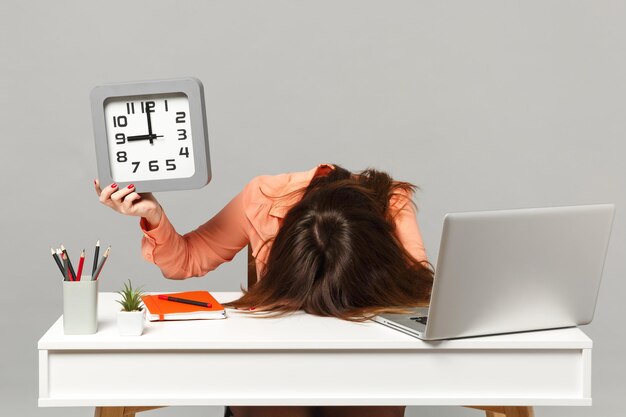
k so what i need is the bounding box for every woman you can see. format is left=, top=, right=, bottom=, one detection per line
left=95, top=163, right=434, bottom=417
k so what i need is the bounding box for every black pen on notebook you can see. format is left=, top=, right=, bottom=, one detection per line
left=158, top=295, right=212, bottom=308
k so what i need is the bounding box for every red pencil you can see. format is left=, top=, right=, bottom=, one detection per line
left=76, top=249, right=85, bottom=281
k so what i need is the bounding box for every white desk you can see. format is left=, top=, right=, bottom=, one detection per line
left=38, top=292, right=592, bottom=416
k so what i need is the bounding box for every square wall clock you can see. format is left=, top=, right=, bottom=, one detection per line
left=91, top=77, right=211, bottom=192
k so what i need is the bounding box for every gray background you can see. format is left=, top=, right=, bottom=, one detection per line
left=1, top=1, right=624, bottom=416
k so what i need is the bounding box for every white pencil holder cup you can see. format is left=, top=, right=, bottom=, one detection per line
left=62, top=278, right=99, bottom=335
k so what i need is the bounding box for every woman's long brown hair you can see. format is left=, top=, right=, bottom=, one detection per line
left=223, top=164, right=434, bottom=321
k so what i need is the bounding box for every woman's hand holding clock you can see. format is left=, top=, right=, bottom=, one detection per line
left=94, top=179, right=163, bottom=230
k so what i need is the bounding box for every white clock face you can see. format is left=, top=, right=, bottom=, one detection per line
left=104, top=93, right=195, bottom=182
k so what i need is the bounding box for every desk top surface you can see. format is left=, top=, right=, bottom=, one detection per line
left=38, top=292, right=591, bottom=350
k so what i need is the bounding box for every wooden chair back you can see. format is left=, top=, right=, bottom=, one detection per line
left=247, top=243, right=257, bottom=290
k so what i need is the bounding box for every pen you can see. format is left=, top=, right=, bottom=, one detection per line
left=158, top=295, right=212, bottom=308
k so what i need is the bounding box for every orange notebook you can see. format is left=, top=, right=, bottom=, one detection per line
left=141, top=291, right=226, bottom=321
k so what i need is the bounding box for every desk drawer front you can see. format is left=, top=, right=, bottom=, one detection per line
left=39, top=349, right=590, bottom=407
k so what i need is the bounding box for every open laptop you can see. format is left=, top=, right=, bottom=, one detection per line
left=372, top=204, right=615, bottom=340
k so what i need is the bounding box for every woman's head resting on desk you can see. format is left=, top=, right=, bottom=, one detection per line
left=224, top=164, right=434, bottom=321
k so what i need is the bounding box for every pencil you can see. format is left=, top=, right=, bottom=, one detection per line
left=50, top=248, right=65, bottom=279
left=76, top=249, right=85, bottom=281
left=93, top=246, right=110, bottom=281
left=92, top=240, right=100, bottom=276
left=61, top=251, right=70, bottom=281
left=60, top=245, right=76, bottom=281
left=56, top=248, right=66, bottom=280
left=60, top=249, right=71, bottom=281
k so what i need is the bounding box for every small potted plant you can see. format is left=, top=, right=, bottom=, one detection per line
left=116, top=279, right=145, bottom=336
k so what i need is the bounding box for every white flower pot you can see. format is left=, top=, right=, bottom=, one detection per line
left=117, top=310, right=145, bottom=336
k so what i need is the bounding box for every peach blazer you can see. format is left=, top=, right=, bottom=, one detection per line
left=140, top=163, right=428, bottom=281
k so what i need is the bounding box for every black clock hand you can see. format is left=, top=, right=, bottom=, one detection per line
left=146, top=108, right=154, bottom=136
left=127, top=134, right=163, bottom=141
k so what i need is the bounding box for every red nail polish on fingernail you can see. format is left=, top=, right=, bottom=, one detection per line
left=111, top=183, right=117, bottom=188
left=128, top=184, right=134, bottom=189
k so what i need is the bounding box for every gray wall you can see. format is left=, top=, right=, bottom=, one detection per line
left=1, top=1, right=624, bottom=416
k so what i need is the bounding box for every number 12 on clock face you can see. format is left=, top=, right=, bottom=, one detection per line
left=104, top=92, right=195, bottom=182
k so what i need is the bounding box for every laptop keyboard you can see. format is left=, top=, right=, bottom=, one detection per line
left=409, top=316, right=428, bottom=325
